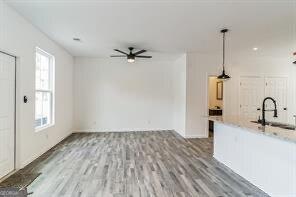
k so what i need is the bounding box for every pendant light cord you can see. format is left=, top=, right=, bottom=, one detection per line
left=222, top=31, right=225, bottom=70
left=218, top=28, right=230, bottom=79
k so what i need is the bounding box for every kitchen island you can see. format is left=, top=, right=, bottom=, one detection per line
left=209, top=116, right=296, bottom=197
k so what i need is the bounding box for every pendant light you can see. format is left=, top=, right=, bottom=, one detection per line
left=217, top=29, right=231, bottom=80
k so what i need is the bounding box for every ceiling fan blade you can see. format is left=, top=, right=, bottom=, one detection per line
left=114, top=49, right=128, bottom=55
left=110, top=55, right=126, bottom=57
left=135, top=55, right=152, bottom=58
left=133, top=50, right=147, bottom=55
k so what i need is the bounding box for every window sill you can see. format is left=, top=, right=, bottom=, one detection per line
left=35, top=123, right=55, bottom=132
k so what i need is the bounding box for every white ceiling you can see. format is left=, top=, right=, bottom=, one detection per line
left=6, top=0, right=296, bottom=58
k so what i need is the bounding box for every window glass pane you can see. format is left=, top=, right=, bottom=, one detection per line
left=35, top=53, right=42, bottom=90
left=40, top=54, right=50, bottom=90
left=36, top=51, right=50, bottom=90
left=35, top=48, right=54, bottom=130
left=35, top=91, right=52, bottom=128
left=42, top=92, right=51, bottom=126
left=35, top=91, right=43, bottom=127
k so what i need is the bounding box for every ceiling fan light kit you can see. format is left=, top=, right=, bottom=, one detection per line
left=217, top=28, right=231, bottom=80
left=127, top=56, right=135, bottom=63
left=111, top=47, right=152, bottom=63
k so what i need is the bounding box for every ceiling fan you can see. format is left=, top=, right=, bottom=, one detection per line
left=110, top=47, right=152, bottom=63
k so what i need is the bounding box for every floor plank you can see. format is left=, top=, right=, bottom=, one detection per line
left=0, top=131, right=269, bottom=197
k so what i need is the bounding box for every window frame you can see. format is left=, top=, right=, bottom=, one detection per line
left=35, top=47, right=55, bottom=131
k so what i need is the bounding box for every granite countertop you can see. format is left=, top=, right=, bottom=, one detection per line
left=208, top=116, right=296, bottom=144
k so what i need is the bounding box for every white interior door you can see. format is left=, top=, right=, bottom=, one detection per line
left=264, top=77, right=288, bottom=123
left=239, top=77, right=264, bottom=120
left=0, top=53, right=15, bottom=178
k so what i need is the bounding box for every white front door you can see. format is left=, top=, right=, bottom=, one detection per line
left=264, top=77, right=288, bottom=123
left=0, top=53, right=15, bottom=178
left=239, top=76, right=265, bottom=120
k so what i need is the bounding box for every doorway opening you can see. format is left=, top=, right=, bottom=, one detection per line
left=208, top=76, right=224, bottom=137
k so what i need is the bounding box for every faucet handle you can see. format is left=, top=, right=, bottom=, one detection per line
left=258, top=116, right=261, bottom=123
left=274, top=109, right=278, bottom=118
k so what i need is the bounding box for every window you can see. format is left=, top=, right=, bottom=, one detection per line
left=35, top=48, right=55, bottom=130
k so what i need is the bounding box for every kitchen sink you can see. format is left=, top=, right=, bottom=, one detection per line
left=251, top=120, right=296, bottom=131
left=281, top=126, right=296, bottom=130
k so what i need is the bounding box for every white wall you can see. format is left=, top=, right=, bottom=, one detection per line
left=0, top=1, right=74, bottom=168
left=185, top=53, right=220, bottom=138
left=172, top=54, right=187, bottom=137
left=74, top=57, right=176, bottom=132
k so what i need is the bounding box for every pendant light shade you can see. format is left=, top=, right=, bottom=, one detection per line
left=217, top=29, right=231, bottom=80
left=217, top=70, right=231, bottom=80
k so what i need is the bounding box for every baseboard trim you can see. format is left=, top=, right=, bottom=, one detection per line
left=20, top=131, right=72, bottom=169
left=172, top=130, right=186, bottom=138
left=184, top=134, right=208, bottom=139
left=73, top=129, right=174, bottom=133
left=0, top=169, right=18, bottom=183
left=73, top=130, right=208, bottom=139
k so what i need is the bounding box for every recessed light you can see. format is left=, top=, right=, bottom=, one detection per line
left=253, top=47, right=258, bottom=51
left=73, top=38, right=81, bottom=42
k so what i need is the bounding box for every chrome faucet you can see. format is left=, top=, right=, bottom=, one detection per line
left=262, top=97, right=278, bottom=126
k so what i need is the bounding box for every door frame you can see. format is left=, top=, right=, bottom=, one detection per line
left=205, top=73, right=226, bottom=137
left=0, top=50, right=17, bottom=179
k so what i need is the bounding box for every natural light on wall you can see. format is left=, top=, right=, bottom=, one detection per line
left=35, top=47, right=55, bottom=131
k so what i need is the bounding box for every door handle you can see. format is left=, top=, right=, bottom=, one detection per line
left=257, top=108, right=261, bottom=111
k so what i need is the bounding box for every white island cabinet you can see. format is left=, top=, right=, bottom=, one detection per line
left=211, top=117, right=296, bottom=197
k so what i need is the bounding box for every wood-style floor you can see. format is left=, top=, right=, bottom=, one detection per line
left=1, top=131, right=268, bottom=197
